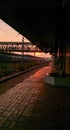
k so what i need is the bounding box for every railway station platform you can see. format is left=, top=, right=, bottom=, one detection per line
left=0, top=62, right=70, bottom=130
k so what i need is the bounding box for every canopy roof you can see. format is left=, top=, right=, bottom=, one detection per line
left=0, top=0, right=70, bottom=51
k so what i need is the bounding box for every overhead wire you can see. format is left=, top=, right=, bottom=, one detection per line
left=0, top=19, right=19, bottom=36
left=0, top=19, right=24, bottom=41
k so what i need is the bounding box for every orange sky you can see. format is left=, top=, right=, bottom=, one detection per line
left=0, top=19, right=30, bottom=42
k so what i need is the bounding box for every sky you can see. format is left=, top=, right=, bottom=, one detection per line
left=0, top=19, right=30, bottom=42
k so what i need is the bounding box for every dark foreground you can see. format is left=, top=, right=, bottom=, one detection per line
left=0, top=62, right=70, bottom=130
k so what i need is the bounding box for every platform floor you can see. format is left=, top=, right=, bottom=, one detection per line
left=0, top=63, right=70, bottom=130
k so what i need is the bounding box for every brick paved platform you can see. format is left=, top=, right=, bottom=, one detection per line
left=0, top=63, right=70, bottom=130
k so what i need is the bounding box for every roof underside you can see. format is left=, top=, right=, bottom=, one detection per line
left=0, top=0, right=70, bottom=51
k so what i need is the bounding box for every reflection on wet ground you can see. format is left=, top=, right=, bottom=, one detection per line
left=0, top=63, right=70, bottom=130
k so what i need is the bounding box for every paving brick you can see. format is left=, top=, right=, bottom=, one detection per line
left=0, top=63, right=70, bottom=130
left=3, top=120, right=11, bottom=128
left=8, top=121, right=16, bottom=129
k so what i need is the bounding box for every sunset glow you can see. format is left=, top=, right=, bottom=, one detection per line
left=24, top=52, right=52, bottom=59
left=35, top=52, right=40, bottom=56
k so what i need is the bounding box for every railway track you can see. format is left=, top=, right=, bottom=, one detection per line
left=0, top=61, right=49, bottom=83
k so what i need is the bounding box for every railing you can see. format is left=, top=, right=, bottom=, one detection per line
left=0, top=42, right=41, bottom=52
